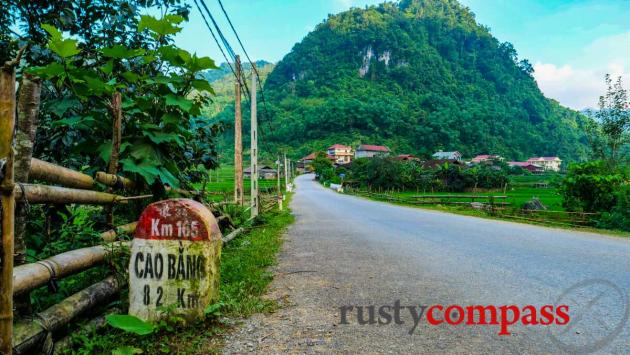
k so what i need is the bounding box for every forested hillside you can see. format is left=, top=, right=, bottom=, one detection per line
left=261, top=0, right=592, bottom=161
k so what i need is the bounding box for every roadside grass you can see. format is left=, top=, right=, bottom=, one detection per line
left=62, top=196, right=294, bottom=354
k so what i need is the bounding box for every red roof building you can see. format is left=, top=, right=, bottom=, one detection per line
left=471, top=154, right=502, bottom=164
left=355, top=144, right=391, bottom=158
left=327, top=144, right=353, bottom=164
left=508, top=162, right=544, bottom=173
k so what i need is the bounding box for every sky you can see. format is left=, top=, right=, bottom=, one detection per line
left=174, top=0, right=630, bottom=110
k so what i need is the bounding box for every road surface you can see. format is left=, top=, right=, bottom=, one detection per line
left=224, top=174, right=629, bottom=354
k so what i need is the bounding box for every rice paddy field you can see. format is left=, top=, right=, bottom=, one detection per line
left=389, top=174, right=564, bottom=211
left=193, top=165, right=281, bottom=202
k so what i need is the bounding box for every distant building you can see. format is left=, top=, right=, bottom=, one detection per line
left=421, top=159, right=464, bottom=169
left=297, top=152, right=318, bottom=173
left=327, top=144, right=353, bottom=164
left=301, top=152, right=317, bottom=165
left=432, top=151, right=462, bottom=162
left=526, top=157, right=562, bottom=172
left=244, top=165, right=278, bottom=180
left=394, top=154, right=420, bottom=162
left=471, top=154, right=503, bottom=164
left=355, top=144, right=390, bottom=158
left=508, top=162, right=544, bottom=174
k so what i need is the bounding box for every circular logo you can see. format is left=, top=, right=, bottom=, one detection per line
left=548, top=279, right=629, bottom=353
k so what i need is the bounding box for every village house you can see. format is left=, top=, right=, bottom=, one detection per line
left=327, top=144, right=353, bottom=164
left=393, top=154, right=420, bottom=162
left=526, top=157, right=562, bottom=172
left=244, top=165, right=278, bottom=180
left=508, top=162, right=544, bottom=174
left=355, top=144, right=390, bottom=158
left=300, top=152, right=317, bottom=167
left=471, top=154, right=503, bottom=164
left=432, top=150, right=462, bottom=162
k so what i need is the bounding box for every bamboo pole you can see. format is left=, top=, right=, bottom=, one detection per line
left=29, top=158, right=94, bottom=189
left=95, top=172, right=135, bottom=190
left=100, top=222, right=137, bottom=243
left=13, top=184, right=120, bottom=204
left=12, top=276, right=120, bottom=354
left=12, top=242, right=128, bottom=295
left=222, top=227, right=243, bottom=245
left=0, top=56, right=17, bottom=355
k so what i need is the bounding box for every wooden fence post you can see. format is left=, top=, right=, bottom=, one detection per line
left=0, top=58, right=17, bottom=355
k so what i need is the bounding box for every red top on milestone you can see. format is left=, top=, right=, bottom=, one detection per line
left=134, top=199, right=217, bottom=242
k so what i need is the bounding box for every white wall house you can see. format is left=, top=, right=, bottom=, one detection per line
left=526, top=157, right=562, bottom=172
left=355, top=144, right=390, bottom=158
left=432, top=151, right=462, bottom=162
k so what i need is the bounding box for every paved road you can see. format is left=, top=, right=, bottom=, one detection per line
left=224, top=174, right=629, bottom=354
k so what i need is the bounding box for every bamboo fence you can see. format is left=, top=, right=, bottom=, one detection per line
left=0, top=67, right=286, bottom=354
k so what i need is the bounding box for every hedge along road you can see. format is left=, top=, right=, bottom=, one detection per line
left=223, top=174, right=629, bottom=354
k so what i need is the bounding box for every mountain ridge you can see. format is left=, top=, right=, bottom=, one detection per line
left=259, top=0, right=591, bottom=161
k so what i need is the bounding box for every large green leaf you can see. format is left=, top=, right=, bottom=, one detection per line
left=49, top=37, right=81, bottom=58
left=52, top=115, right=95, bottom=131
left=41, top=24, right=62, bottom=41
left=106, top=314, right=155, bottom=335
left=143, top=130, right=184, bottom=146
left=112, top=346, right=143, bottom=355
left=165, top=94, right=193, bottom=112
left=48, top=98, right=79, bottom=117
left=28, top=62, right=65, bottom=79
left=191, top=79, right=214, bottom=94
left=138, top=15, right=183, bottom=36
left=101, top=45, right=145, bottom=59
left=158, top=167, right=180, bottom=188
left=129, top=142, right=161, bottom=162
left=120, top=159, right=161, bottom=185
left=83, top=76, right=108, bottom=95
left=98, top=141, right=113, bottom=163
left=186, top=55, right=217, bottom=72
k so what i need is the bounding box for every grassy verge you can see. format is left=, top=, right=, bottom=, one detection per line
left=62, top=197, right=294, bottom=354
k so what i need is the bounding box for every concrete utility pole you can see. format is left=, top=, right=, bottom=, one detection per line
left=276, top=156, right=282, bottom=211
left=234, top=55, right=243, bottom=205
left=250, top=64, right=258, bottom=218
left=284, top=152, right=289, bottom=191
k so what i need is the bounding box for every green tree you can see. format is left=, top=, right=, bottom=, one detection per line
left=586, top=75, right=630, bottom=166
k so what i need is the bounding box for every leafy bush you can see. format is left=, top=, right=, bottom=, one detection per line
left=344, top=157, right=508, bottom=192
left=597, top=185, right=630, bottom=231
left=559, top=161, right=628, bottom=212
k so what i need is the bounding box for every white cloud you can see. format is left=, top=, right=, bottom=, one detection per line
left=533, top=31, right=630, bottom=110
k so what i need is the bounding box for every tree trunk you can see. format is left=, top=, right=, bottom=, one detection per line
left=106, top=92, right=122, bottom=225
left=14, top=73, right=42, bottom=316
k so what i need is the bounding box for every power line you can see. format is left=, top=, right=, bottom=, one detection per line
left=214, top=0, right=276, bottom=138
left=194, top=0, right=277, bottom=156
left=197, top=0, right=252, bottom=102
left=193, top=0, right=236, bottom=80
